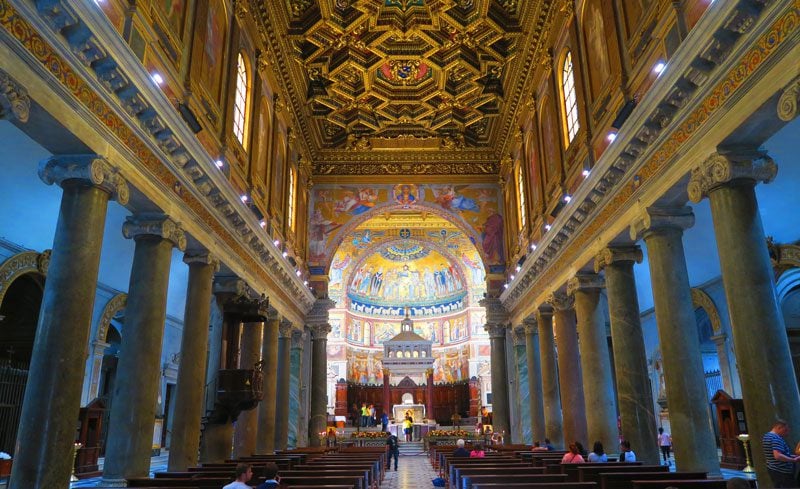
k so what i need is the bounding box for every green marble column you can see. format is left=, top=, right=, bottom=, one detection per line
left=256, top=308, right=280, bottom=454
left=536, top=306, right=564, bottom=448
left=689, top=151, right=800, bottom=484
left=10, top=156, right=127, bottom=489
left=523, top=317, right=546, bottom=443
left=233, top=322, right=264, bottom=458
left=274, top=319, right=293, bottom=451
left=308, top=323, right=331, bottom=446
left=481, top=297, right=510, bottom=437
left=103, top=215, right=186, bottom=484
left=512, top=326, right=531, bottom=443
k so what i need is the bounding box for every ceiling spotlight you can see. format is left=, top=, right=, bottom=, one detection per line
left=282, top=251, right=288, bottom=258
left=607, top=132, right=617, bottom=142
left=582, top=169, right=590, bottom=177
left=215, top=159, right=224, bottom=169
left=563, top=195, right=572, bottom=203
left=151, top=73, right=164, bottom=85
left=530, top=243, right=537, bottom=251
left=515, top=265, right=521, bottom=273
left=273, top=239, right=280, bottom=247
left=240, top=195, right=248, bottom=203
left=544, top=224, right=551, bottom=231
left=296, top=270, right=302, bottom=277
left=260, top=220, right=266, bottom=228
left=653, top=61, right=666, bottom=75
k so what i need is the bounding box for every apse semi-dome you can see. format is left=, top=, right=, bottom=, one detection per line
left=346, top=242, right=467, bottom=318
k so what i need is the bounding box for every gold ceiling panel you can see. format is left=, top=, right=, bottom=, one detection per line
left=254, top=0, right=554, bottom=174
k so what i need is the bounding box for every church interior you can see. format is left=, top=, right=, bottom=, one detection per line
left=0, top=0, right=798, bottom=488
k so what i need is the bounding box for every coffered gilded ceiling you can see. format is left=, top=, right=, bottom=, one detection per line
left=253, top=0, right=556, bottom=175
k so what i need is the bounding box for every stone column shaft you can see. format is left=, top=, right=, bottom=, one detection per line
left=103, top=215, right=186, bottom=483
left=486, top=324, right=510, bottom=436
left=309, top=323, right=332, bottom=446
left=233, top=322, right=264, bottom=458
left=512, top=327, right=530, bottom=444
left=524, top=319, right=546, bottom=443
left=596, top=246, right=659, bottom=464
left=550, top=292, right=588, bottom=446
left=383, top=368, right=391, bottom=419
left=168, top=254, right=217, bottom=471
left=569, top=274, right=618, bottom=454
left=287, top=330, right=304, bottom=448
left=537, top=308, right=564, bottom=448
left=257, top=312, right=280, bottom=454
left=11, top=156, right=127, bottom=489
left=690, top=152, right=800, bottom=484
left=426, top=368, right=434, bottom=422
left=274, top=320, right=292, bottom=451
left=632, top=207, right=719, bottom=475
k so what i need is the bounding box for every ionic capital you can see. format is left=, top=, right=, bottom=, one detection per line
left=512, top=325, right=526, bottom=346
left=566, top=273, right=605, bottom=296
left=778, top=76, right=800, bottom=122
left=278, top=319, right=294, bottom=337
left=183, top=252, right=219, bottom=271
left=522, top=316, right=538, bottom=335
left=546, top=290, right=574, bottom=311
left=39, top=155, right=129, bottom=205
left=594, top=245, right=643, bottom=272
left=309, top=322, right=332, bottom=340
left=630, top=206, right=694, bottom=241
left=122, top=214, right=186, bottom=250
left=688, top=151, right=777, bottom=203
left=0, top=69, right=30, bottom=123
left=484, top=323, right=508, bottom=339
left=479, top=297, right=509, bottom=326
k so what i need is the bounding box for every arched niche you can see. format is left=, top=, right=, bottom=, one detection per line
left=0, top=250, right=50, bottom=307
left=690, top=288, right=722, bottom=335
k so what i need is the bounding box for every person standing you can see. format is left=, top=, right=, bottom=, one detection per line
left=369, top=404, right=376, bottom=427
left=386, top=433, right=400, bottom=470
left=361, top=403, right=369, bottom=428
left=381, top=411, right=389, bottom=432
left=403, top=414, right=413, bottom=442
left=762, top=419, right=800, bottom=488
left=658, top=427, right=672, bottom=465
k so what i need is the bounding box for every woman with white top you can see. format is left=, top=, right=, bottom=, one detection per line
left=587, top=441, right=608, bottom=463
left=658, top=427, right=672, bottom=465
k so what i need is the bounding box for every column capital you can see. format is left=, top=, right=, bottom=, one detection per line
left=512, top=325, right=526, bottom=346
left=484, top=323, right=508, bottom=339
left=777, top=75, right=800, bottom=122
left=688, top=150, right=777, bottom=203
left=291, top=329, right=305, bottom=349
left=123, top=214, right=187, bottom=251
left=546, top=290, right=574, bottom=311
left=213, top=276, right=269, bottom=320
left=710, top=333, right=727, bottom=347
left=0, top=68, right=30, bottom=123
left=536, top=304, right=554, bottom=319
left=306, top=298, right=335, bottom=325
left=425, top=367, right=434, bottom=377
left=39, top=155, right=129, bottom=205
left=523, top=316, right=538, bottom=334
left=183, top=252, right=219, bottom=271
left=309, top=323, right=332, bottom=340
left=630, top=206, right=694, bottom=240
left=265, top=306, right=280, bottom=321
left=566, top=273, right=605, bottom=296
left=594, top=245, right=643, bottom=272
left=278, top=319, right=294, bottom=337
left=382, top=367, right=391, bottom=377
left=479, top=297, right=509, bottom=325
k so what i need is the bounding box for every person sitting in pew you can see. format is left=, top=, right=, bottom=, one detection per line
left=561, top=443, right=585, bottom=464
left=532, top=438, right=555, bottom=451
left=588, top=441, right=607, bottom=463
left=223, top=463, right=253, bottom=489
left=255, top=462, right=279, bottom=489
left=619, top=439, right=637, bottom=462
left=470, top=442, right=485, bottom=458
left=453, top=438, right=470, bottom=457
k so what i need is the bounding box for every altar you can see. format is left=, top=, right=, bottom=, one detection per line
left=392, top=403, right=425, bottom=423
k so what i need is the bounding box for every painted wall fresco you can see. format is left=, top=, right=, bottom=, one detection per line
left=432, top=345, right=470, bottom=384
left=345, top=344, right=472, bottom=385
left=309, top=184, right=503, bottom=270
left=344, top=310, right=470, bottom=346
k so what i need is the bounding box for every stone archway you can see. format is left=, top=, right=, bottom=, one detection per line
left=0, top=250, right=50, bottom=306
left=84, top=293, right=127, bottom=403
left=691, top=287, right=738, bottom=397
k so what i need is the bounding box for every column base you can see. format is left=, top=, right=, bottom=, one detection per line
left=97, top=478, right=129, bottom=487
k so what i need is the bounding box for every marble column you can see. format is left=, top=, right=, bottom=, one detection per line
left=568, top=273, right=618, bottom=453
left=549, top=291, right=588, bottom=447
left=523, top=317, right=546, bottom=443
left=513, top=325, right=531, bottom=444
left=233, top=322, right=264, bottom=458
left=426, top=368, right=435, bottom=423
left=595, top=246, right=659, bottom=464
left=288, top=329, right=304, bottom=448
left=256, top=308, right=280, bottom=454
left=480, top=298, right=510, bottom=436
left=383, top=368, right=391, bottom=419
left=536, top=306, right=564, bottom=448
left=10, top=156, right=127, bottom=489
left=274, top=319, right=293, bottom=451
left=103, top=215, right=186, bottom=484
left=710, top=334, right=736, bottom=396
left=631, top=206, right=719, bottom=475
left=689, top=151, right=800, bottom=483
left=168, top=253, right=218, bottom=471
left=309, top=322, right=332, bottom=446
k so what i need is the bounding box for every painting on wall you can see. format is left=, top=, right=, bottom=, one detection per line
left=585, top=0, right=611, bottom=97
left=346, top=318, right=367, bottom=344
left=540, top=95, right=560, bottom=188
left=156, top=0, right=187, bottom=40
left=347, top=348, right=384, bottom=384
left=432, top=346, right=470, bottom=384
left=373, top=322, right=400, bottom=344
left=195, top=0, right=227, bottom=101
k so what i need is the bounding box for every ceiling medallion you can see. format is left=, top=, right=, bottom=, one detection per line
left=378, top=60, right=432, bottom=86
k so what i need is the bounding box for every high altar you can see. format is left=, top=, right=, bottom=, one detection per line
left=392, top=404, right=425, bottom=423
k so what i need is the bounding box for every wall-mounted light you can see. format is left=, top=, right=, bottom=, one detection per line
left=544, top=224, right=551, bottom=231
left=530, top=243, right=537, bottom=251
left=503, top=283, right=509, bottom=289
left=240, top=195, right=248, bottom=203
left=607, top=131, right=617, bottom=142
left=563, top=195, right=572, bottom=203
left=515, top=265, right=521, bottom=273
left=273, top=239, right=280, bottom=247
left=582, top=169, right=590, bottom=177
left=653, top=61, right=666, bottom=75
left=296, top=270, right=302, bottom=277
left=151, top=73, right=164, bottom=85
left=214, top=159, right=224, bottom=169
left=282, top=251, right=288, bottom=258
left=510, top=275, right=515, bottom=281
left=259, top=220, right=266, bottom=228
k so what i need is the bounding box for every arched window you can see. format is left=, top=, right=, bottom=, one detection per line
left=516, top=164, right=526, bottom=231
left=233, top=52, right=251, bottom=148
left=560, top=50, right=580, bottom=144
left=287, top=167, right=297, bottom=231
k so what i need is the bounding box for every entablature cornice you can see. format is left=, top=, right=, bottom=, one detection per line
left=2, top=0, right=315, bottom=319
left=501, top=0, right=799, bottom=322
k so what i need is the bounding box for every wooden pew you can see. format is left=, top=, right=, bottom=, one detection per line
left=599, top=471, right=707, bottom=489
left=461, top=473, right=568, bottom=489
left=277, top=470, right=367, bottom=489
left=577, top=465, right=667, bottom=484
left=128, top=478, right=227, bottom=489
left=445, top=457, right=527, bottom=485
left=473, top=483, right=597, bottom=489
left=277, top=475, right=360, bottom=488
left=632, top=481, right=728, bottom=489
left=450, top=465, right=544, bottom=489
left=560, top=462, right=644, bottom=481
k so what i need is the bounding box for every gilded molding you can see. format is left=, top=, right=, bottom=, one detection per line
left=566, top=273, right=605, bottom=296
left=546, top=290, right=574, bottom=311
left=777, top=76, right=800, bottom=122
left=0, top=250, right=49, bottom=307
left=594, top=246, right=643, bottom=273
left=630, top=207, right=695, bottom=241
left=311, top=161, right=499, bottom=176
left=97, top=293, right=127, bottom=343
left=39, top=155, right=129, bottom=205
left=690, top=288, right=722, bottom=334
left=0, top=68, right=30, bottom=123
left=688, top=151, right=777, bottom=203
left=122, top=214, right=187, bottom=251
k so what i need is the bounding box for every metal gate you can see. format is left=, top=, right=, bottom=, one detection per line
left=0, top=360, right=29, bottom=454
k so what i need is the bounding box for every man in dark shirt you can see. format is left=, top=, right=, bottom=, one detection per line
left=452, top=438, right=470, bottom=457
left=762, top=419, right=800, bottom=487
left=386, top=434, right=400, bottom=470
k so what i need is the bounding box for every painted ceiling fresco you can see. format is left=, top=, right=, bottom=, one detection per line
left=310, top=183, right=504, bottom=277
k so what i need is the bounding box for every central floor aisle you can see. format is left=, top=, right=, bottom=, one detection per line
left=382, top=454, right=439, bottom=489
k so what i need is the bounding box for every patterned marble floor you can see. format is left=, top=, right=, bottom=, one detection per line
left=381, top=454, right=439, bottom=489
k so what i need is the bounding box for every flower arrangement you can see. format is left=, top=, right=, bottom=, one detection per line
left=427, top=429, right=473, bottom=438
left=351, top=431, right=390, bottom=438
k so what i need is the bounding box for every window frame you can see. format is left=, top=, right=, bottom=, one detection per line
left=287, top=166, right=297, bottom=231
left=232, top=51, right=251, bottom=149
left=516, top=163, right=527, bottom=232
left=559, top=49, right=580, bottom=146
